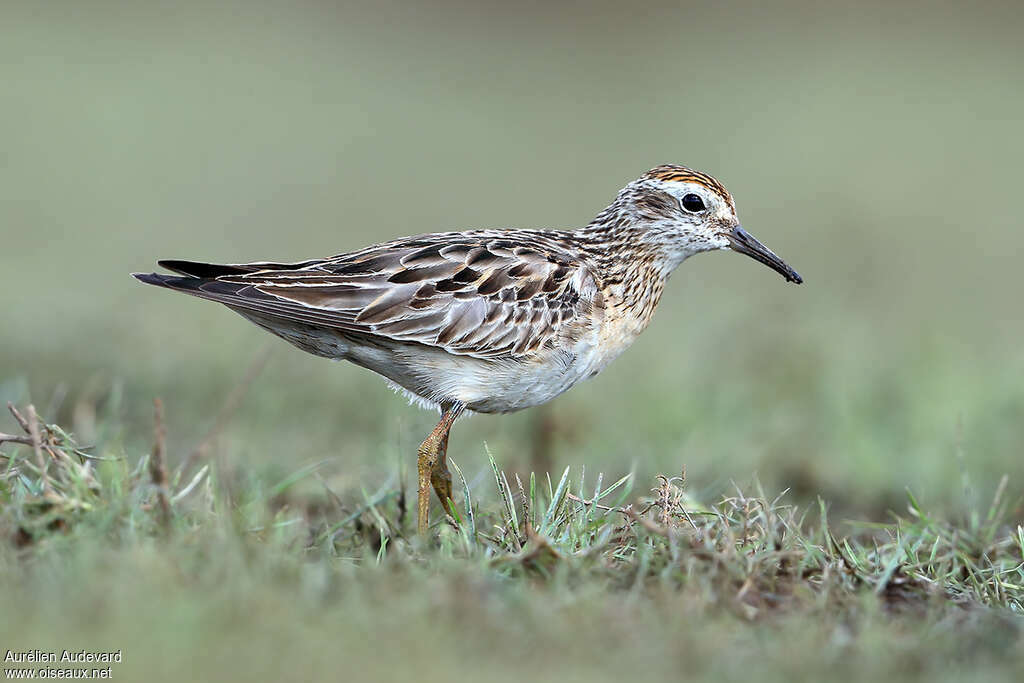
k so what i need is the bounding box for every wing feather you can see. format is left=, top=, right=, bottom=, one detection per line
left=140, top=230, right=598, bottom=359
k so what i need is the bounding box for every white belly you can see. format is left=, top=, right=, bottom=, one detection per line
left=377, top=339, right=605, bottom=414
left=238, top=310, right=642, bottom=415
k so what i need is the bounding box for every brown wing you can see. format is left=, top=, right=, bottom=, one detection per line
left=138, top=231, right=599, bottom=359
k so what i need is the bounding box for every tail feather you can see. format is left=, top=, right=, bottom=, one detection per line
left=132, top=271, right=206, bottom=291
left=156, top=260, right=257, bottom=278
left=131, top=270, right=353, bottom=332
left=156, top=259, right=323, bottom=278
left=132, top=271, right=263, bottom=306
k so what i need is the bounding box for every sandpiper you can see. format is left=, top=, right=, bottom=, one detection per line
left=134, top=165, right=802, bottom=534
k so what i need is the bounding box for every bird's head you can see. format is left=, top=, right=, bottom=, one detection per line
left=599, top=164, right=802, bottom=284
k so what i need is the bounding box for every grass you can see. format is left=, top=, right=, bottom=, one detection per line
left=2, top=399, right=1021, bottom=682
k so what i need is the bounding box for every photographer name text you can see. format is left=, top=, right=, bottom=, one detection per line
left=4, top=651, right=121, bottom=665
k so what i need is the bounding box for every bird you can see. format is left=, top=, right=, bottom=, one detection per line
left=133, top=164, right=802, bottom=535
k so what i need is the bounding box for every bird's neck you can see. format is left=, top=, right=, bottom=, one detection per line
left=572, top=217, right=678, bottom=329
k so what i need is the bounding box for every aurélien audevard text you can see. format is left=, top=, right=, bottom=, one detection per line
left=4, top=650, right=122, bottom=664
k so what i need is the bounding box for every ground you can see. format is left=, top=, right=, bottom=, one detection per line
left=1, top=398, right=1021, bottom=682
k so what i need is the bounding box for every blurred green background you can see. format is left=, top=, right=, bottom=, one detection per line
left=3, top=0, right=1023, bottom=515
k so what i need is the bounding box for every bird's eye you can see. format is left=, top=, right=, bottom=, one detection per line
left=681, top=194, right=705, bottom=212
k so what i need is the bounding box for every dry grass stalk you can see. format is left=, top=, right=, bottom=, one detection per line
left=150, top=398, right=172, bottom=526
left=0, top=432, right=34, bottom=448
left=25, top=405, right=51, bottom=495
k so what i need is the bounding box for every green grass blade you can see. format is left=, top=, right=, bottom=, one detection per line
left=529, top=471, right=536, bottom=529
left=450, top=459, right=475, bottom=547
left=596, top=473, right=632, bottom=503
left=487, top=445, right=518, bottom=532
left=539, top=466, right=570, bottom=535
left=267, top=459, right=331, bottom=499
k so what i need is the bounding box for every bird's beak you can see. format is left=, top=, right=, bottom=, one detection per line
left=726, top=226, right=803, bottom=284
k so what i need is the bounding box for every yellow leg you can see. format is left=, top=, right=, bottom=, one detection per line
left=430, top=429, right=454, bottom=518
left=416, top=402, right=462, bottom=535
